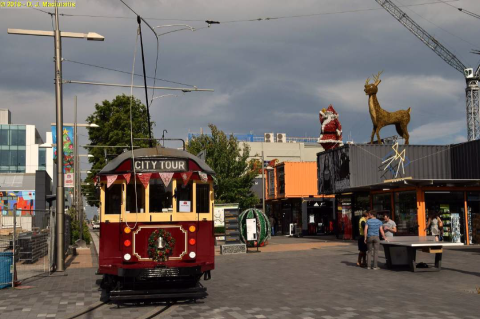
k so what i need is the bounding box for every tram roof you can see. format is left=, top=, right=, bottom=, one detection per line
left=99, top=146, right=215, bottom=175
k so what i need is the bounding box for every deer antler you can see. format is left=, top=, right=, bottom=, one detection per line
left=373, top=70, right=383, bottom=85
left=365, top=77, right=371, bottom=85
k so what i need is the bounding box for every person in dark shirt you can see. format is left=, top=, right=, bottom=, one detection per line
left=357, top=211, right=368, bottom=267
left=364, top=211, right=387, bottom=270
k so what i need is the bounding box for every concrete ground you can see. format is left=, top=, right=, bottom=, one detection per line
left=0, top=232, right=478, bottom=319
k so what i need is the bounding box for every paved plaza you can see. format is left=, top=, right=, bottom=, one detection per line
left=0, top=235, right=479, bottom=319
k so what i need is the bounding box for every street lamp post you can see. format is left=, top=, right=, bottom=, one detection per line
left=9, top=1, right=104, bottom=271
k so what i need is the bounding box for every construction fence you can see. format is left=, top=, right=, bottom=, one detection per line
left=0, top=209, right=71, bottom=288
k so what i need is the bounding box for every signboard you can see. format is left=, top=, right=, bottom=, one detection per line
left=65, top=173, right=75, bottom=188
left=246, top=218, right=257, bottom=241
left=268, top=170, right=275, bottom=196
left=224, top=208, right=240, bottom=243
left=52, top=125, right=75, bottom=174
left=179, top=201, right=191, bottom=212
left=133, top=158, right=188, bottom=172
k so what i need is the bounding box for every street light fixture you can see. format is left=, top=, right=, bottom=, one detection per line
left=8, top=1, right=104, bottom=272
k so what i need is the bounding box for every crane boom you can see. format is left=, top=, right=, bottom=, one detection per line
left=375, top=0, right=466, bottom=75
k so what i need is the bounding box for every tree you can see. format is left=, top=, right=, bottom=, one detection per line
left=83, top=94, right=154, bottom=206
left=187, top=124, right=259, bottom=210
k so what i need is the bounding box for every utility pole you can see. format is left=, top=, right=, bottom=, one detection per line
left=53, top=4, right=65, bottom=271
left=8, top=0, right=104, bottom=272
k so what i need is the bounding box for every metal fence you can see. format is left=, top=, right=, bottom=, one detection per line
left=0, top=209, right=53, bottom=288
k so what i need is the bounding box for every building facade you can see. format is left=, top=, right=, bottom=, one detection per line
left=317, top=141, right=480, bottom=245
left=265, top=162, right=334, bottom=236
left=0, top=109, right=54, bottom=230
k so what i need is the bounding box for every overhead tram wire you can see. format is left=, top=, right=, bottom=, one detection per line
left=49, top=0, right=460, bottom=22
left=438, top=0, right=480, bottom=20
left=395, top=0, right=480, bottom=56
left=63, top=59, right=196, bottom=87
left=120, top=0, right=164, bottom=146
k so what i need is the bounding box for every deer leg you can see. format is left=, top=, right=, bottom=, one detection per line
left=370, top=127, right=376, bottom=144
left=376, top=127, right=382, bottom=144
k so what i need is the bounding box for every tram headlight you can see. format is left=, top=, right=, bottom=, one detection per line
left=124, top=253, right=131, bottom=261
left=124, top=227, right=131, bottom=234
left=189, top=225, right=196, bottom=232
left=189, top=251, right=196, bottom=259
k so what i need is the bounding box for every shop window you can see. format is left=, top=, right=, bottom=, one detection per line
left=373, top=193, right=392, bottom=217
left=196, top=183, right=210, bottom=213
left=149, top=179, right=173, bottom=212
left=105, top=184, right=122, bottom=214
left=276, top=166, right=285, bottom=195
left=126, top=182, right=145, bottom=213
left=394, top=191, right=417, bottom=236
left=176, top=181, right=193, bottom=212
left=467, top=192, right=480, bottom=244
left=337, top=196, right=353, bottom=240
left=425, top=192, right=465, bottom=243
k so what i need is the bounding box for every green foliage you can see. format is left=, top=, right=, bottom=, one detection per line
left=187, top=124, right=259, bottom=211
left=83, top=94, right=154, bottom=207
left=67, top=208, right=91, bottom=245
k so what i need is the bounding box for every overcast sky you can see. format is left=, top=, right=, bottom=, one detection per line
left=2, top=0, right=480, bottom=148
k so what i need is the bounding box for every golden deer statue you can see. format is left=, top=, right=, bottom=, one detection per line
left=364, top=71, right=411, bottom=144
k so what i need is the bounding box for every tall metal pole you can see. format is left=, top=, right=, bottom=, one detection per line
left=54, top=1, right=65, bottom=272
left=262, top=151, right=265, bottom=213
left=75, top=96, right=82, bottom=241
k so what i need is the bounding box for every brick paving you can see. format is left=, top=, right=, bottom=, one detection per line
left=0, top=235, right=478, bottom=319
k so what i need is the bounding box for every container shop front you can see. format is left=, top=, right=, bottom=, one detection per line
left=317, top=141, right=480, bottom=244
left=265, top=162, right=334, bottom=236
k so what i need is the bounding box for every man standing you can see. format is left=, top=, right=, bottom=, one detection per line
left=364, top=211, right=387, bottom=270
left=357, top=211, right=368, bottom=267
left=383, top=214, right=397, bottom=238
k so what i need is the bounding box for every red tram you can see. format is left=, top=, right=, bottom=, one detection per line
left=96, top=146, right=215, bottom=302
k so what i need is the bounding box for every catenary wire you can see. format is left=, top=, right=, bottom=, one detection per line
left=396, top=0, right=479, bottom=60
left=45, top=0, right=460, bottom=22
left=62, top=59, right=195, bottom=87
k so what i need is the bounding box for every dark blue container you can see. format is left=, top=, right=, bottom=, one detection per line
left=0, top=252, right=13, bottom=289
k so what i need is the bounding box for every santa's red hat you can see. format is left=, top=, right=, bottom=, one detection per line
left=326, top=104, right=338, bottom=115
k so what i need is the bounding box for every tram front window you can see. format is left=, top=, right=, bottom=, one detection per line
left=176, top=181, right=193, bottom=212
left=105, top=184, right=121, bottom=214
left=196, top=184, right=210, bottom=213
left=150, top=178, right=173, bottom=212
left=126, top=182, right=145, bottom=213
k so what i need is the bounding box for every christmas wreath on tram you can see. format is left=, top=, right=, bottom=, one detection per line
left=147, top=229, right=176, bottom=262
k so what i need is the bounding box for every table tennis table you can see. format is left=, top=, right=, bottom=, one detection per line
left=380, top=236, right=463, bottom=272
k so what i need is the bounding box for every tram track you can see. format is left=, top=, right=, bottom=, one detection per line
left=61, top=301, right=176, bottom=319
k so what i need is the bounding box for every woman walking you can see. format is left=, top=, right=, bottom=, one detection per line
left=425, top=212, right=443, bottom=241
left=364, top=211, right=387, bottom=270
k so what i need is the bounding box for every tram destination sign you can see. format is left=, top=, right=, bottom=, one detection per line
left=133, top=158, right=188, bottom=172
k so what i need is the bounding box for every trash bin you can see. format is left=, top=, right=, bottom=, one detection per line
left=0, top=252, right=13, bottom=289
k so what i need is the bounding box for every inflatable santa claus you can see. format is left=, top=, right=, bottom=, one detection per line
left=318, top=105, right=343, bottom=150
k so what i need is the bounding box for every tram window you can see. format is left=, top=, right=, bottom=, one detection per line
left=105, top=184, right=122, bottom=214
left=196, top=184, right=210, bottom=213
left=126, top=183, right=145, bottom=213
left=176, top=181, right=193, bottom=212
left=149, top=179, right=173, bottom=212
